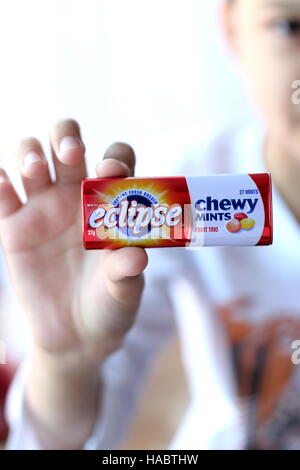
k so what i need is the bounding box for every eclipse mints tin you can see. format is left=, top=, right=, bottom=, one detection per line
left=81, top=174, right=273, bottom=249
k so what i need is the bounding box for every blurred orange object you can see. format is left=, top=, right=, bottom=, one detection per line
left=0, top=363, right=14, bottom=443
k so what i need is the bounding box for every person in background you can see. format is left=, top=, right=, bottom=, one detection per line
left=1, top=0, right=300, bottom=450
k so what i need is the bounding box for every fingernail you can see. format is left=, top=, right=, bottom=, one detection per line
left=99, top=158, right=130, bottom=171
left=0, top=174, right=7, bottom=184
left=59, top=136, right=83, bottom=158
left=23, top=151, right=43, bottom=170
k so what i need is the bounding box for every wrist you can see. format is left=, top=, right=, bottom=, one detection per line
left=29, top=344, right=102, bottom=378
left=25, top=345, right=102, bottom=449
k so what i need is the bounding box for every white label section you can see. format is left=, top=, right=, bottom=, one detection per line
left=185, top=174, right=265, bottom=247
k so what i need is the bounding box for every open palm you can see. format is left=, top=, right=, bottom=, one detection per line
left=0, top=119, right=148, bottom=362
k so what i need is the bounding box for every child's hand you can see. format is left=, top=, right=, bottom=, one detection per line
left=0, top=119, right=148, bottom=448
left=0, top=118, right=147, bottom=358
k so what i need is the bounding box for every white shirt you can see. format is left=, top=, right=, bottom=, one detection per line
left=5, top=121, right=300, bottom=450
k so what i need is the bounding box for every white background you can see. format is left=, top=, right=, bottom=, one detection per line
left=0, top=0, right=260, bottom=365
left=0, top=0, right=253, bottom=194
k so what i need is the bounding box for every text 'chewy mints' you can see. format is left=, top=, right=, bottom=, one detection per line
left=81, top=174, right=273, bottom=249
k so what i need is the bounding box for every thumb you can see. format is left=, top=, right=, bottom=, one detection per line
left=102, top=246, right=148, bottom=308
left=82, top=247, right=148, bottom=343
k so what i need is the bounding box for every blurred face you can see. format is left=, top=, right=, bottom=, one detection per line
left=225, top=0, right=300, bottom=158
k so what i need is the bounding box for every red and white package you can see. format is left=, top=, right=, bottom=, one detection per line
left=81, top=174, right=272, bottom=249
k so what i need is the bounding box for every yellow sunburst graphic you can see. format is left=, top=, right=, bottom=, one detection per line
left=94, top=179, right=169, bottom=205
left=86, top=177, right=191, bottom=248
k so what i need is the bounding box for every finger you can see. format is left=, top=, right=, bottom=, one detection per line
left=0, top=169, right=22, bottom=218
left=103, top=247, right=148, bottom=305
left=49, top=118, right=86, bottom=184
left=104, top=247, right=148, bottom=282
left=16, top=137, right=51, bottom=196
left=95, top=158, right=131, bottom=178
left=102, top=142, right=136, bottom=176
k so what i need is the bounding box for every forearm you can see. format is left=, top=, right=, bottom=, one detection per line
left=25, top=346, right=102, bottom=449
